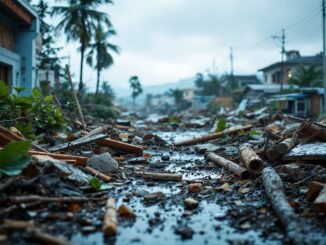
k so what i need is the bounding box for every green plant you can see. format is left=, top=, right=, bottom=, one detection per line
left=0, top=81, right=66, bottom=138
left=215, top=118, right=227, bottom=133
left=0, top=141, right=31, bottom=177
left=89, top=177, right=103, bottom=191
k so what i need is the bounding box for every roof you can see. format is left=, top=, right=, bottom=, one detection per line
left=246, top=84, right=298, bottom=93
left=259, top=55, right=323, bottom=72
left=222, top=74, right=260, bottom=81
left=300, top=87, right=325, bottom=95
left=0, top=0, right=38, bottom=26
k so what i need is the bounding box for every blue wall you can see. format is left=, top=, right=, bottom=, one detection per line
left=0, top=7, right=38, bottom=96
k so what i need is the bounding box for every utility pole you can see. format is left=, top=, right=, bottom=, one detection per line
left=230, top=47, right=234, bottom=88
left=281, top=29, right=286, bottom=95
left=272, top=29, right=286, bottom=94
left=322, top=0, right=326, bottom=113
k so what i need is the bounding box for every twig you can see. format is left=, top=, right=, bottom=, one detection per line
left=65, top=65, right=86, bottom=130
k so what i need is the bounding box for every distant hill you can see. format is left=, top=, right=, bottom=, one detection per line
left=114, top=76, right=196, bottom=98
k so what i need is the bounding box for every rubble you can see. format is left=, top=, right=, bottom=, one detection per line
left=1, top=108, right=326, bottom=244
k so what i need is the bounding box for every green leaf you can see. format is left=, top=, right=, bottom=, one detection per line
left=32, top=88, right=41, bottom=98
left=215, top=118, right=227, bottom=133
left=89, top=177, right=103, bottom=191
left=0, top=141, right=32, bottom=176
left=0, top=80, right=9, bottom=98
left=43, top=95, right=54, bottom=103
left=14, top=87, right=25, bottom=93
left=15, top=122, right=35, bottom=139
left=250, top=130, right=262, bottom=136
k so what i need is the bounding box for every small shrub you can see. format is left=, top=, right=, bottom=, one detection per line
left=0, top=81, right=66, bottom=138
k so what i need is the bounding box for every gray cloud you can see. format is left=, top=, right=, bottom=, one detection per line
left=42, top=0, right=323, bottom=94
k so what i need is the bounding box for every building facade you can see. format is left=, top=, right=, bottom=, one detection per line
left=0, top=0, right=39, bottom=95
left=259, top=51, right=323, bottom=85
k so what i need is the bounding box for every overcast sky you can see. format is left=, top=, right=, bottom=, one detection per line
left=45, top=0, right=322, bottom=92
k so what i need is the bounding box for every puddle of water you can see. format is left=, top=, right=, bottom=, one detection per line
left=156, top=131, right=206, bottom=145
left=71, top=200, right=280, bottom=245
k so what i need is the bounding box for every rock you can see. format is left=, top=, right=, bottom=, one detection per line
left=174, top=226, right=194, bottom=240
left=33, top=155, right=91, bottom=186
left=161, top=155, right=170, bottom=161
left=87, top=153, right=119, bottom=174
left=184, top=197, right=199, bottom=209
left=118, top=204, right=136, bottom=218
left=188, top=183, right=202, bottom=193
left=127, top=157, right=148, bottom=165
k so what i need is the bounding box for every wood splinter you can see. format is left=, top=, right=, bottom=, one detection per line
left=276, top=138, right=297, bottom=154
left=262, top=167, right=304, bottom=244
left=239, top=143, right=263, bottom=172
left=134, top=171, right=182, bottom=182
left=102, top=198, right=117, bottom=236
left=205, top=152, right=250, bottom=179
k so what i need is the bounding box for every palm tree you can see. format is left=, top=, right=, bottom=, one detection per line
left=129, top=76, right=143, bottom=110
left=86, top=23, right=119, bottom=94
left=52, top=0, right=113, bottom=93
left=288, top=65, right=323, bottom=87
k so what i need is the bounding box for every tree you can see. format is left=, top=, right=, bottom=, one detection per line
left=195, top=73, right=221, bottom=96
left=288, top=65, right=323, bottom=87
left=86, top=23, right=119, bottom=94
left=129, top=76, right=143, bottom=110
left=52, top=0, right=113, bottom=93
left=35, top=0, right=62, bottom=78
left=170, top=89, right=183, bottom=105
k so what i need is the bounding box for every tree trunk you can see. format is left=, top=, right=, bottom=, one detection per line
left=96, top=68, right=101, bottom=94
left=79, top=43, right=85, bottom=93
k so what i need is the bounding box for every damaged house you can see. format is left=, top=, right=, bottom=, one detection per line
left=0, top=0, right=39, bottom=95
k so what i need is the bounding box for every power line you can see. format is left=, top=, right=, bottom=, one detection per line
left=229, top=3, right=321, bottom=50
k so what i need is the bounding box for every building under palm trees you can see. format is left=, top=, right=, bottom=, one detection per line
left=0, top=0, right=39, bottom=95
left=259, top=50, right=323, bottom=85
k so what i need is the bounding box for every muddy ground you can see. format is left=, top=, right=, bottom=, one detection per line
left=1, top=117, right=326, bottom=245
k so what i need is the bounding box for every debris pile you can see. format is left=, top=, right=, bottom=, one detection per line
left=0, top=110, right=325, bottom=244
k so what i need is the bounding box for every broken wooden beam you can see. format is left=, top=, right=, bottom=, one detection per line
left=174, top=124, right=252, bottom=147
left=97, top=138, right=143, bottom=155
left=47, top=134, right=108, bottom=152
left=239, top=143, right=263, bottom=172
left=102, top=198, right=117, bottom=236
left=262, top=167, right=304, bottom=244
left=84, top=166, right=112, bottom=182
left=205, top=152, right=250, bottom=179
left=1, top=195, right=103, bottom=204
left=295, top=121, right=326, bottom=142
left=135, top=171, right=182, bottom=182
left=29, top=151, right=87, bottom=166
left=276, top=138, right=297, bottom=154
left=313, top=185, right=326, bottom=212
left=0, top=126, right=47, bottom=152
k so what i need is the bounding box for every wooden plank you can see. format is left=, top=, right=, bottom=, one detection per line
left=48, top=134, right=108, bottom=152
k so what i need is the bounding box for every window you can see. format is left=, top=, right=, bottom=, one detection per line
left=297, top=100, right=305, bottom=112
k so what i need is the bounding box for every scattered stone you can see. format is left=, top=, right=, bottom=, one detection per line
left=184, top=197, right=199, bottom=209
left=174, top=226, right=194, bottom=240
left=188, top=183, right=202, bottom=193
left=118, top=204, right=136, bottom=218
left=87, top=153, right=119, bottom=174
left=161, top=155, right=170, bottom=161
